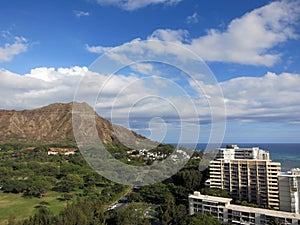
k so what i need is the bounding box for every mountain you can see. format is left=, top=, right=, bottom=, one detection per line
left=0, top=102, right=154, bottom=148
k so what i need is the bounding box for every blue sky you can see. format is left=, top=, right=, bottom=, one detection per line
left=0, top=0, right=300, bottom=143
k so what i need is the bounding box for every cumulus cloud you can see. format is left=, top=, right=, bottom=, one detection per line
left=190, top=0, right=300, bottom=66
left=92, top=0, right=182, bottom=10
left=1, top=66, right=300, bottom=143
left=149, top=29, right=189, bottom=43
left=221, top=72, right=300, bottom=123
left=0, top=67, right=87, bottom=109
left=73, top=10, right=90, bottom=17
left=0, top=67, right=299, bottom=125
left=86, top=0, right=300, bottom=66
left=186, top=12, right=199, bottom=24
left=85, top=44, right=112, bottom=54
left=0, top=36, right=28, bottom=62
left=0, top=66, right=210, bottom=144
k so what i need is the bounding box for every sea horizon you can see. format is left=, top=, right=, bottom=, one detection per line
left=169, top=143, right=300, bottom=172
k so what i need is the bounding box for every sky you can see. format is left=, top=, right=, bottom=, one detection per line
left=0, top=0, right=300, bottom=144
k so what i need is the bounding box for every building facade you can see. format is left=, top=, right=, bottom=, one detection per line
left=215, top=144, right=270, bottom=160
left=189, top=191, right=300, bottom=225
left=209, top=145, right=281, bottom=209
left=279, top=168, right=300, bottom=213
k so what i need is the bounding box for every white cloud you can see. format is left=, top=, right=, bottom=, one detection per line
left=0, top=67, right=90, bottom=109
left=0, top=36, right=28, bottom=62
left=93, top=0, right=182, bottom=10
left=25, top=66, right=88, bottom=82
left=1, top=67, right=300, bottom=143
left=85, top=44, right=112, bottom=54
left=0, top=66, right=211, bottom=130
left=190, top=0, right=300, bottom=66
left=73, top=10, right=90, bottom=17
left=130, top=63, right=154, bottom=74
left=86, top=0, right=300, bottom=66
left=149, top=29, right=189, bottom=43
left=1, top=67, right=300, bottom=124
left=186, top=12, right=199, bottom=24
left=221, top=72, right=300, bottom=123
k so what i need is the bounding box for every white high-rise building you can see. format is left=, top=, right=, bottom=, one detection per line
left=278, top=168, right=300, bottom=213
left=209, top=145, right=281, bottom=209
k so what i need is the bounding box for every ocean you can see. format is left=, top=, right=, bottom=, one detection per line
left=172, top=143, right=300, bottom=172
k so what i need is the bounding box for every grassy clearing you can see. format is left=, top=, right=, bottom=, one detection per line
left=0, top=191, right=70, bottom=225
left=0, top=187, right=108, bottom=224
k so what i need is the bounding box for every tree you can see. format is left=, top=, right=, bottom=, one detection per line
left=172, top=169, right=202, bottom=191
left=107, top=204, right=151, bottom=225
left=0, top=166, right=13, bottom=181
left=57, top=203, right=89, bottom=225
left=56, top=174, right=84, bottom=192
left=83, top=173, right=96, bottom=187
left=22, top=207, right=53, bottom=225
left=138, top=183, right=170, bottom=204
left=200, top=187, right=230, bottom=198
left=25, top=178, right=51, bottom=198
left=2, top=180, right=28, bottom=193
left=161, top=194, right=176, bottom=225
left=172, top=204, right=187, bottom=224
left=59, top=163, right=81, bottom=176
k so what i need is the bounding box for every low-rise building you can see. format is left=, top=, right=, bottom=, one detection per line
left=189, top=191, right=300, bottom=225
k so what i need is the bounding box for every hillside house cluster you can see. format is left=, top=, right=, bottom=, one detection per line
left=127, top=149, right=168, bottom=161
left=126, top=148, right=190, bottom=162
left=47, top=147, right=77, bottom=156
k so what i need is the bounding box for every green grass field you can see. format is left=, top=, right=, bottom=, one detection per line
left=0, top=191, right=70, bottom=225
left=0, top=185, right=126, bottom=224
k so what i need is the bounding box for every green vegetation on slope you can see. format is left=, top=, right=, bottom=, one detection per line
left=0, top=143, right=128, bottom=224
left=0, top=143, right=224, bottom=225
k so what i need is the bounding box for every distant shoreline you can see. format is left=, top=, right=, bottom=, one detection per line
left=169, top=143, right=300, bottom=172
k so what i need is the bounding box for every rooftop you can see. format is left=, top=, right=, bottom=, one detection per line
left=279, top=168, right=300, bottom=176
left=189, top=191, right=232, bottom=204
left=228, top=204, right=300, bottom=219
left=215, top=145, right=270, bottom=160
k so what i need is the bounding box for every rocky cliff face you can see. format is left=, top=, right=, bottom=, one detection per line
left=0, top=102, right=153, bottom=148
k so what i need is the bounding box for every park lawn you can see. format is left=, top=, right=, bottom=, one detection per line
left=0, top=191, right=69, bottom=225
